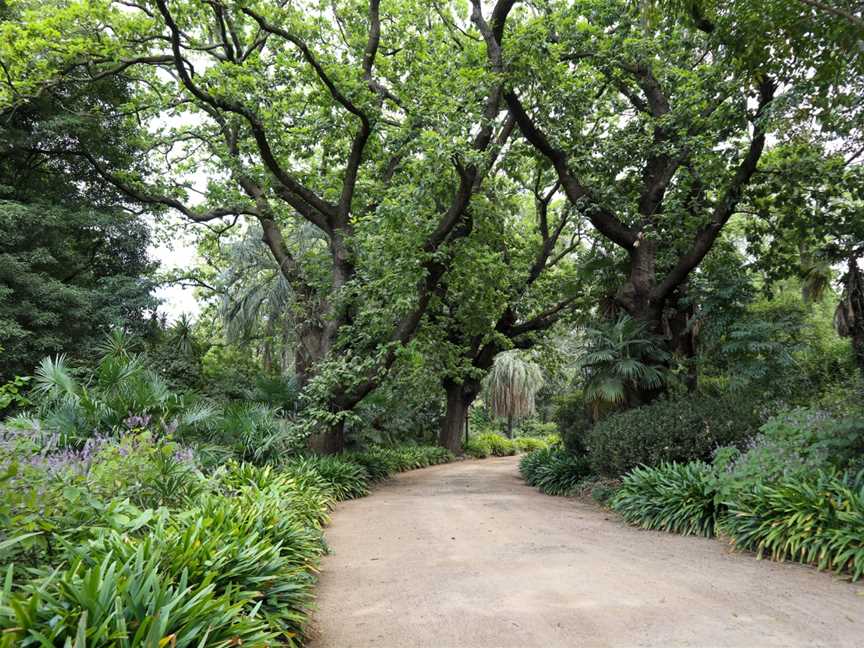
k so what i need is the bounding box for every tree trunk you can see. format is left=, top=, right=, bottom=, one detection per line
left=294, top=319, right=328, bottom=389
left=853, top=333, right=864, bottom=380
left=506, top=415, right=513, bottom=438
left=308, top=418, right=346, bottom=455
left=439, top=379, right=478, bottom=454
left=666, top=291, right=699, bottom=393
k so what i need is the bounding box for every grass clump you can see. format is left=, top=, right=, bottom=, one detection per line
left=719, top=469, right=864, bottom=580
left=610, top=462, right=719, bottom=537
left=283, top=455, right=370, bottom=501
left=520, top=447, right=592, bottom=496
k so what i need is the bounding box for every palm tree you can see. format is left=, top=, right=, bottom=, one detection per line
left=579, top=315, right=670, bottom=420
left=482, top=351, right=545, bottom=438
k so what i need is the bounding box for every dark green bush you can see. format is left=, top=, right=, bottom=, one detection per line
left=587, top=393, right=764, bottom=476
left=553, top=391, right=592, bottom=454
left=519, top=446, right=555, bottom=483
left=517, top=420, right=559, bottom=438
left=719, top=469, right=864, bottom=580
left=611, top=462, right=720, bottom=537
left=520, top=447, right=592, bottom=496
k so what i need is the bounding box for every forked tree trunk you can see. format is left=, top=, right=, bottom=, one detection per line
left=439, top=378, right=478, bottom=453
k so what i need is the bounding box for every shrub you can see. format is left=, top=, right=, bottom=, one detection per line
left=214, top=461, right=333, bottom=528
left=517, top=420, right=559, bottom=438
left=611, top=462, right=720, bottom=537
left=464, top=435, right=493, bottom=458
left=519, top=446, right=555, bottom=484
left=465, top=432, right=515, bottom=458
left=552, top=391, right=592, bottom=454
left=344, top=450, right=393, bottom=481
left=283, top=456, right=370, bottom=501
left=520, top=447, right=592, bottom=496
left=587, top=393, right=764, bottom=476
left=719, top=469, right=864, bottom=580
left=361, top=445, right=454, bottom=472
left=714, top=408, right=864, bottom=495
left=515, top=437, right=546, bottom=453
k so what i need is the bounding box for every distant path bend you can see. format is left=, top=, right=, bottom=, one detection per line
left=308, top=456, right=862, bottom=648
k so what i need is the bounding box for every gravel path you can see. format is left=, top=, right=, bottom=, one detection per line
left=308, top=456, right=863, bottom=648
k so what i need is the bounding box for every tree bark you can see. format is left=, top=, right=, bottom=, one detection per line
left=308, top=418, right=346, bottom=455
left=439, top=378, right=479, bottom=453
left=294, top=319, right=327, bottom=389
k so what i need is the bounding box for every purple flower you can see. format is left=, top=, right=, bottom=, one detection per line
left=124, top=414, right=152, bottom=430
left=173, top=445, right=196, bottom=464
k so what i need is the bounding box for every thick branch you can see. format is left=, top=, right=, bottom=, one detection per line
left=653, top=77, right=777, bottom=301
left=505, top=91, right=637, bottom=248
left=154, top=0, right=338, bottom=229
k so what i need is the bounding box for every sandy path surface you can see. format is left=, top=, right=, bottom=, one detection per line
left=308, top=456, right=863, bottom=648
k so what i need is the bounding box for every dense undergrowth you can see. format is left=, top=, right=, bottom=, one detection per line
left=0, top=429, right=453, bottom=646
left=464, top=431, right=557, bottom=458
left=523, top=401, right=864, bottom=581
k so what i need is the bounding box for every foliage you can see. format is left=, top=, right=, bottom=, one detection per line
left=712, top=408, right=864, bottom=499
left=520, top=447, right=593, bottom=496
left=0, top=377, right=31, bottom=414
left=0, top=205, right=158, bottom=384
left=552, top=391, right=592, bottom=454
left=0, top=551, right=277, bottom=648
left=0, top=71, right=158, bottom=383
left=482, top=352, right=545, bottom=428
left=344, top=445, right=454, bottom=479
left=578, top=316, right=671, bottom=417
left=719, top=469, right=864, bottom=581
left=587, top=393, right=765, bottom=477
left=0, top=412, right=456, bottom=644
left=283, top=456, right=370, bottom=501
left=464, top=432, right=517, bottom=459
left=191, top=401, right=301, bottom=465
left=516, top=420, right=559, bottom=438
left=611, top=462, right=720, bottom=537
left=514, top=437, right=547, bottom=453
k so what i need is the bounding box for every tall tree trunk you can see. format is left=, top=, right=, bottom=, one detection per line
left=506, top=414, right=513, bottom=438
left=439, top=378, right=478, bottom=453
left=612, top=242, right=678, bottom=406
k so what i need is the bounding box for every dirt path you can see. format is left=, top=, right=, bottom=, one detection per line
left=308, top=456, right=863, bottom=648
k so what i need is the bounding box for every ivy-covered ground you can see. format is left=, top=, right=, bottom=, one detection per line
left=309, top=457, right=862, bottom=648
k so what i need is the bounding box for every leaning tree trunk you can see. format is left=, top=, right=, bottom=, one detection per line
left=439, top=378, right=479, bottom=454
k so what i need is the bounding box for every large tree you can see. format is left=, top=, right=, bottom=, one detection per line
left=0, top=67, right=157, bottom=382
left=472, top=0, right=862, bottom=401
left=2, top=0, right=522, bottom=451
